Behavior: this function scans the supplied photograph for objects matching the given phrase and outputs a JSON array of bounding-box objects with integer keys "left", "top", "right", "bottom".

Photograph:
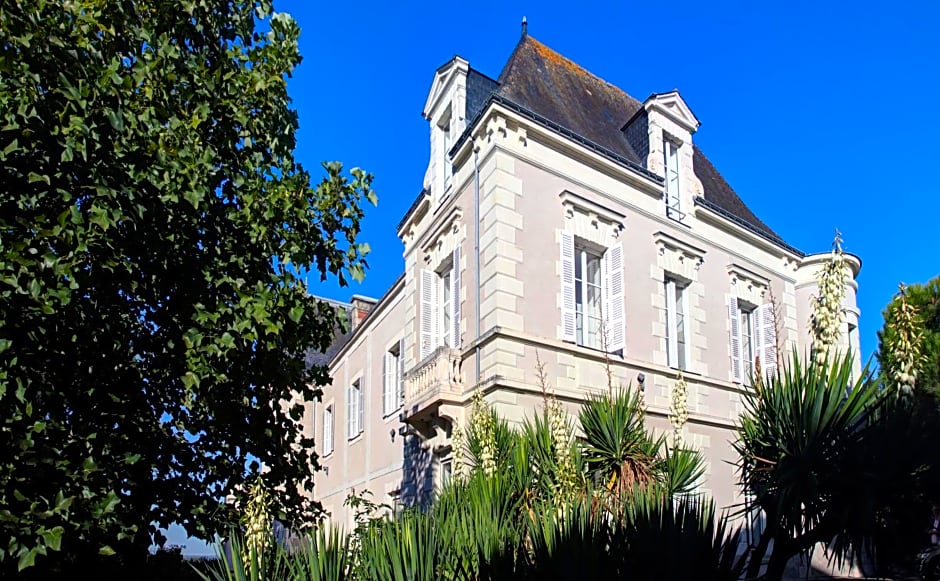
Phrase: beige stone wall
[
  {"left": 312, "top": 280, "right": 406, "bottom": 523},
  {"left": 311, "top": 100, "right": 863, "bottom": 527}
]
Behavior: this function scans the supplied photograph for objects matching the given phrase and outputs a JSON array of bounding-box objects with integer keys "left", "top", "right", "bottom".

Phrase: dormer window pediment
[{"left": 644, "top": 90, "right": 700, "bottom": 134}]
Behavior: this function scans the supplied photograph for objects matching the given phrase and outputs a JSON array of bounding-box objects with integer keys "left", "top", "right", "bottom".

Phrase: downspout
[{"left": 473, "top": 145, "right": 481, "bottom": 384}]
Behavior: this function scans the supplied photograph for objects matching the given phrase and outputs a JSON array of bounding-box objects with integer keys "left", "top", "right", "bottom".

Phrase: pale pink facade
[{"left": 307, "top": 36, "right": 862, "bottom": 529}]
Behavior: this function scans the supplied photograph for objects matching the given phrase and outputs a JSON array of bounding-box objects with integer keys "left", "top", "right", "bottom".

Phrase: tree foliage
[
  {"left": 0, "top": 0, "right": 375, "bottom": 573},
  {"left": 878, "top": 276, "right": 940, "bottom": 396}
]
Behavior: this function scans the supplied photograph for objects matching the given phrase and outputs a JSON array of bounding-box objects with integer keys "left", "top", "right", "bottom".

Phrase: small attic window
[
  {"left": 663, "top": 136, "right": 684, "bottom": 221},
  {"left": 438, "top": 108, "right": 453, "bottom": 194}
]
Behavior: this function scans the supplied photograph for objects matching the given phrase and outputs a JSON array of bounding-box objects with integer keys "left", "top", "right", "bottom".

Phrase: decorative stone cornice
[{"left": 727, "top": 263, "right": 769, "bottom": 305}]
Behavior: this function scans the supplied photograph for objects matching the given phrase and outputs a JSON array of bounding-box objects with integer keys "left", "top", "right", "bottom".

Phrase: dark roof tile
[{"left": 492, "top": 36, "right": 784, "bottom": 244}]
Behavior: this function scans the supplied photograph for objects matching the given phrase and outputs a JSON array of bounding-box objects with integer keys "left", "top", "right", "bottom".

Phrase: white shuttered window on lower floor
[
  {"left": 665, "top": 277, "right": 690, "bottom": 371},
  {"left": 559, "top": 231, "right": 624, "bottom": 353}
]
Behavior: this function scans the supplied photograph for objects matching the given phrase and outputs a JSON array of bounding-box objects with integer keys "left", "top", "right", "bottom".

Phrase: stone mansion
[{"left": 304, "top": 32, "right": 862, "bottom": 527}]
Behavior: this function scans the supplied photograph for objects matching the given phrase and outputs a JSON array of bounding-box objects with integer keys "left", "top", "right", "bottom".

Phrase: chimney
[{"left": 349, "top": 295, "right": 377, "bottom": 330}]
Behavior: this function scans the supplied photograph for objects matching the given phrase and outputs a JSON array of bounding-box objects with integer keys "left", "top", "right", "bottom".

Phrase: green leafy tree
[{"left": 0, "top": 0, "right": 375, "bottom": 573}]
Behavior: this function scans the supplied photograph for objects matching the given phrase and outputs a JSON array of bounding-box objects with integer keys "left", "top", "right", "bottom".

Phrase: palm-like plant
[
  {"left": 579, "top": 387, "right": 663, "bottom": 493},
  {"left": 734, "top": 349, "right": 882, "bottom": 580},
  {"left": 293, "top": 525, "right": 350, "bottom": 581},
  {"left": 661, "top": 445, "right": 707, "bottom": 497}
]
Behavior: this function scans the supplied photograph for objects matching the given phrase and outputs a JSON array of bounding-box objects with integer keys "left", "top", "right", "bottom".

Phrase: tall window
[
  {"left": 575, "top": 244, "right": 604, "bottom": 350},
  {"left": 383, "top": 341, "right": 403, "bottom": 416},
  {"left": 728, "top": 296, "right": 777, "bottom": 384},
  {"left": 740, "top": 306, "right": 756, "bottom": 381},
  {"left": 664, "top": 138, "right": 681, "bottom": 218},
  {"left": 560, "top": 231, "right": 624, "bottom": 353},
  {"left": 322, "top": 405, "right": 334, "bottom": 456},
  {"left": 440, "top": 270, "right": 452, "bottom": 348},
  {"left": 441, "top": 116, "right": 452, "bottom": 192},
  {"left": 347, "top": 379, "right": 363, "bottom": 440},
  {"left": 420, "top": 248, "right": 461, "bottom": 359},
  {"left": 665, "top": 277, "right": 690, "bottom": 370}
]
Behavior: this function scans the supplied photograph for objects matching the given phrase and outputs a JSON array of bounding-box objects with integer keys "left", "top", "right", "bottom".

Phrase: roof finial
[{"left": 521, "top": 16, "right": 527, "bottom": 37}]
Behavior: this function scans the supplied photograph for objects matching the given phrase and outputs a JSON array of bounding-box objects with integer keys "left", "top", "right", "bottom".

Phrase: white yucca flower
[
  {"left": 887, "top": 283, "right": 924, "bottom": 395},
  {"left": 240, "top": 477, "right": 273, "bottom": 569},
  {"left": 810, "top": 232, "right": 847, "bottom": 365},
  {"left": 669, "top": 374, "right": 689, "bottom": 447}
]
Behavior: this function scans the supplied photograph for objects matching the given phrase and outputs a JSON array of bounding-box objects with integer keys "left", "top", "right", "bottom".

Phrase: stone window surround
[
  {"left": 653, "top": 231, "right": 705, "bottom": 282},
  {"left": 728, "top": 263, "right": 770, "bottom": 307},
  {"left": 559, "top": 189, "right": 625, "bottom": 248}
]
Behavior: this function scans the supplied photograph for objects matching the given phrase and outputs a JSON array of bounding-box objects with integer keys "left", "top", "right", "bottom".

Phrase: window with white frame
[
  {"left": 383, "top": 340, "right": 404, "bottom": 416},
  {"left": 728, "top": 297, "right": 777, "bottom": 384},
  {"left": 322, "top": 405, "right": 334, "bottom": 456},
  {"left": 420, "top": 247, "right": 461, "bottom": 359},
  {"left": 575, "top": 244, "right": 604, "bottom": 349},
  {"left": 346, "top": 379, "right": 363, "bottom": 440},
  {"left": 440, "top": 269, "right": 452, "bottom": 347},
  {"left": 440, "top": 113, "right": 452, "bottom": 192},
  {"left": 665, "top": 277, "right": 690, "bottom": 370},
  {"left": 439, "top": 457, "right": 453, "bottom": 489},
  {"left": 560, "top": 231, "right": 624, "bottom": 353},
  {"left": 664, "top": 138, "right": 681, "bottom": 219},
  {"left": 739, "top": 305, "right": 757, "bottom": 381}
]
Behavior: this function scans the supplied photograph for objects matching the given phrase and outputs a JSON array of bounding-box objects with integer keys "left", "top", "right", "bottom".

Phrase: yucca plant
[
  {"left": 579, "top": 387, "right": 662, "bottom": 493},
  {"left": 734, "top": 349, "right": 882, "bottom": 580},
  {"left": 292, "top": 525, "right": 350, "bottom": 581},
  {"left": 619, "top": 488, "right": 747, "bottom": 581},
  {"left": 355, "top": 510, "right": 439, "bottom": 581},
  {"left": 198, "top": 533, "right": 293, "bottom": 581},
  {"left": 661, "top": 445, "right": 707, "bottom": 497}
]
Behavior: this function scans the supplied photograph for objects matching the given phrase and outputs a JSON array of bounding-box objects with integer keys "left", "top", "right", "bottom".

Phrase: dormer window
[
  {"left": 664, "top": 137, "right": 682, "bottom": 220},
  {"left": 439, "top": 111, "right": 453, "bottom": 194}
]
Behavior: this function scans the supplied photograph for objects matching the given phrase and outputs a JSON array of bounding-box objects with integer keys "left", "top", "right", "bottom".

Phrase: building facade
[{"left": 305, "top": 34, "right": 862, "bottom": 529}]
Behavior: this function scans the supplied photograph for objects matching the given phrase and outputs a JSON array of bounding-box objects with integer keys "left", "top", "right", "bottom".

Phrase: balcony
[{"left": 402, "top": 346, "right": 464, "bottom": 419}]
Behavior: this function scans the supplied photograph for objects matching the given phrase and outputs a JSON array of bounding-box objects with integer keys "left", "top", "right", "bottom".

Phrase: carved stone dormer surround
[{"left": 642, "top": 91, "right": 705, "bottom": 216}]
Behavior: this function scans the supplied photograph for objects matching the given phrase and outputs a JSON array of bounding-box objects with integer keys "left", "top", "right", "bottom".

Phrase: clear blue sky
[
  {"left": 171, "top": 0, "right": 938, "bottom": 555},
  {"left": 285, "top": 0, "right": 938, "bottom": 364}
]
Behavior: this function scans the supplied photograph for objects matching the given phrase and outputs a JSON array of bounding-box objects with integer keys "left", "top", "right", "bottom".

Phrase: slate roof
[{"left": 492, "top": 35, "right": 783, "bottom": 244}]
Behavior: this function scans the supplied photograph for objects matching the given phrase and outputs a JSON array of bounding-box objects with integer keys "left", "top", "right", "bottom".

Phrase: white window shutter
[
  {"left": 383, "top": 352, "right": 392, "bottom": 415},
  {"left": 346, "top": 385, "right": 353, "bottom": 439},
  {"left": 560, "top": 231, "right": 576, "bottom": 342},
  {"left": 451, "top": 247, "right": 461, "bottom": 349},
  {"left": 420, "top": 269, "right": 436, "bottom": 359},
  {"left": 728, "top": 296, "right": 743, "bottom": 383},
  {"left": 605, "top": 243, "right": 625, "bottom": 352},
  {"left": 397, "top": 339, "right": 405, "bottom": 407},
  {"left": 758, "top": 304, "right": 778, "bottom": 380},
  {"left": 666, "top": 280, "right": 678, "bottom": 366}
]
